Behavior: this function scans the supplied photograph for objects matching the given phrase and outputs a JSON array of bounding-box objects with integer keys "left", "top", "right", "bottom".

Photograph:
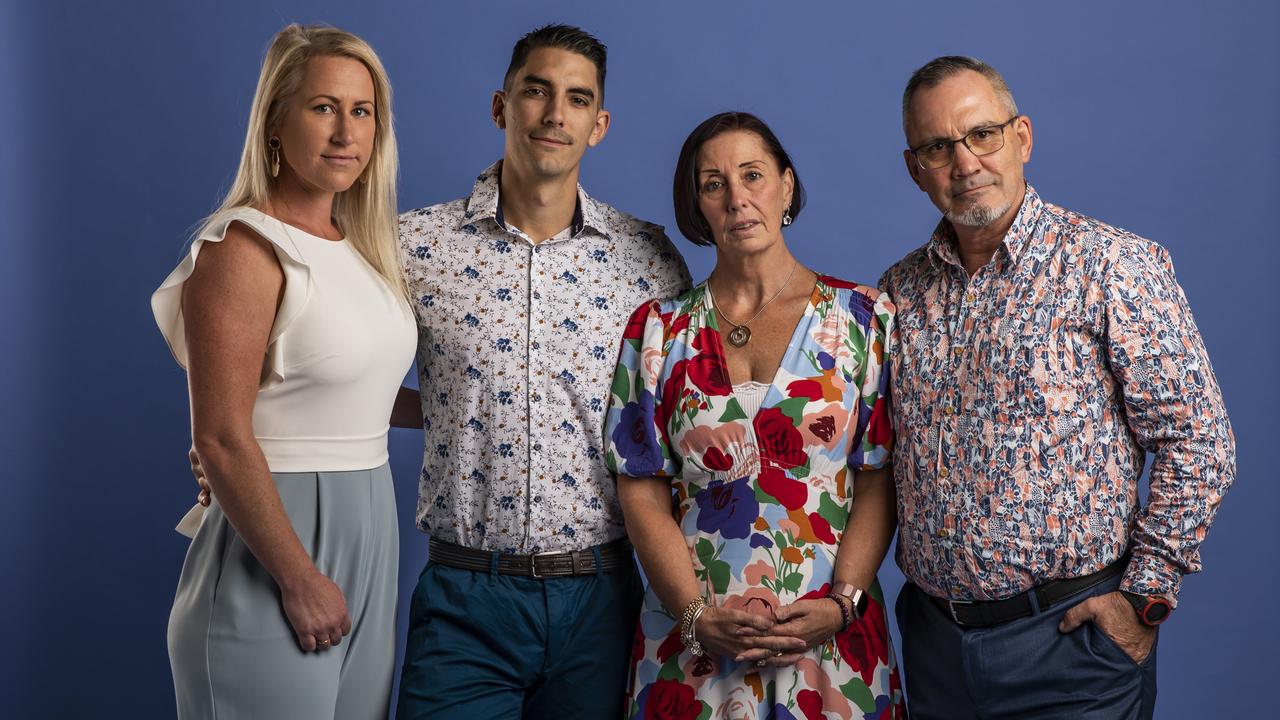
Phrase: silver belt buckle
[
  {"left": 529, "top": 550, "right": 560, "bottom": 579},
  {"left": 948, "top": 599, "right": 974, "bottom": 625}
]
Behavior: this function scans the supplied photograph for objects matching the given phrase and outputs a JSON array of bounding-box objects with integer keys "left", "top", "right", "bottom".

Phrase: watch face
[{"left": 1144, "top": 600, "right": 1171, "bottom": 625}]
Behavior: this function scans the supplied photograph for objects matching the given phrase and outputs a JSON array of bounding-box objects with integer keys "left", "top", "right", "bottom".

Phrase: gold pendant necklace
[{"left": 706, "top": 261, "right": 799, "bottom": 348}]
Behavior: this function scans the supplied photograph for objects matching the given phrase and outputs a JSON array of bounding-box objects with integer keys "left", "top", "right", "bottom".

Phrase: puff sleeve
[
  {"left": 846, "top": 288, "right": 896, "bottom": 472},
  {"left": 604, "top": 299, "right": 680, "bottom": 479}
]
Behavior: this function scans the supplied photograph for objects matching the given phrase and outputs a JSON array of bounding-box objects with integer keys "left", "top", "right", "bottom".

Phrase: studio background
[{"left": 2, "top": 1, "right": 1274, "bottom": 716}]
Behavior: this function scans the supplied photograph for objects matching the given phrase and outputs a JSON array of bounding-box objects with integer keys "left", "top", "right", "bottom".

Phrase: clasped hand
[{"left": 698, "top": 599, "right": 842, "bottom": 668}]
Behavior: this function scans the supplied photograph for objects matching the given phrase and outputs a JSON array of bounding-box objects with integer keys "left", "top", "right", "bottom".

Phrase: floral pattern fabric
[
  {"left": 879, "top": 184, "right": 1235, "bottom": 603},
  {"left": 605, "top": 277, "right": 905, "bottom": 719},
  {"left": 399, "top": 161, "right": 690, "bottom": 553}
]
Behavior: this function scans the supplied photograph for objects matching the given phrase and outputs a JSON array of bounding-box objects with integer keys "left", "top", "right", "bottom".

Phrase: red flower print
[
  {"left": 668, "top": 308, "right": 691, "bottom": 340},
  {"left": 686, "top": 353, "right": 731, "bottom": 396},
  {"left": 659, "top": 359, "right": 688, "bottom": 432},
  {"left": 702, "top": 446, "right": 734, "bottom": 471},
  {"left": 656, "top": 629, "right": 684, "bottom": 663},
  {"left": 753, "top": 408, "right": 807, "bottom": 466},
  {"left": 642, "top": 678, "right": 701, "bottom": 720},
  {"left": 819, "top": 274, "right": 857, "bottom": 290},
  {"left": 835, "top": 594, "right": 891, "bottom": 686},
  {"left": 632, "top": 625, "right": 646, "bottom": 663},
  {"left": 786, "top": 379, "right": 824, "bottom": 401},
  {"left": 623, "top": 302, "right": 654, "bottom": 342},
  {"left": 758, "top": 464, "right": 807, "bottom": 510},
  {"left": 808, "top": 511, "right": 837, "bottom": 544},
  {"left": 797, "top": 689, "right": 824, "bottom": 720},
  {"left": 867, "top": 396, "right": 892, "bottom": 448},
  {"left": 690, "top": 326, "right": 720, "bottom": 353}
]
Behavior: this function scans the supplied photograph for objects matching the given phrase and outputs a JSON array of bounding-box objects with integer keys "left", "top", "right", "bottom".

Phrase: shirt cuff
[{"left": 1120, "top": 552, "right": 1183, "bottom": 607}]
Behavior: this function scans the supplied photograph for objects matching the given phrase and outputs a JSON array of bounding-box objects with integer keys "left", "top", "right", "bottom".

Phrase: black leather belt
[
  {"left": 928, "top": 555, "right": 1129, "bottom": 628},
  {"left": 428, "top": 537, "right": 633, "bottom": 578}
]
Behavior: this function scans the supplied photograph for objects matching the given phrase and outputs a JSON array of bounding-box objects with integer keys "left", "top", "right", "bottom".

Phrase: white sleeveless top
[{"left": 152, "top": 206, "right": 417, "bottom": 473}]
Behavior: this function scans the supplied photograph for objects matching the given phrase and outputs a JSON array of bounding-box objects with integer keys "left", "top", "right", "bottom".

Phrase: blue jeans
[
  {"left": 896, "top": 574, "right": 1157, "bottom": 719},
  {"left": 396, "top": 556, "right": 642, "bottom": 719}
]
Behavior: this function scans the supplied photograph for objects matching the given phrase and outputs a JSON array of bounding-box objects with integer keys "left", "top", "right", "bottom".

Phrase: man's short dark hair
[
  {"left": 902, "top": 55, "right": 1018, "bottom": 132},
  {"left": 504, "top": 24, "right": 608, "bottom": 102},
  {"left": 672, "top": 112, "right": 806, "bottom": 247}
]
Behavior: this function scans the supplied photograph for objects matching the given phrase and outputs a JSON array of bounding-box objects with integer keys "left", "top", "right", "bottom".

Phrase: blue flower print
[
  {"left": 590, "top": 249, "right": 608, "bottom": 263},
  {"left": 418, "top": 294, "right": 435, "bottom": 308},
  {"left": 561, "top": 318, "right": 579, "bottom": 332},
  {"left": 463, "top": 266, "right": 480, "bottom": 279},
  {"left": 694, "top": 480, "right": 759, "bottom": 540},
  {"left": 561, "top": 271, "right": 578, "bottom": 284},
  {"left": 611, "top": 389, "right": 664, "bottom": 473},
  {"left": 496, "top": 287, "right": 512, "bottom": 301},
  {"left": 463, "top": 313, "right": 480, "bottom": 328},
  {"left": 559, "top": 472, "right": 577, "bottom": 487},
  {"left": 496, "top": 338, "right": 512, "bottom": 352},
  {"left": 492, "top": 239, "right": 511, "bottom": 253}
]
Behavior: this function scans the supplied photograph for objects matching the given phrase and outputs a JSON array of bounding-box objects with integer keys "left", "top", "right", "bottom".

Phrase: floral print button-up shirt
[
  {"left": 399, "top": 161, "right": 691, "bottom": 553},
  {"left": 880, "top": 184, "right": 1234, "bottom": 603}
]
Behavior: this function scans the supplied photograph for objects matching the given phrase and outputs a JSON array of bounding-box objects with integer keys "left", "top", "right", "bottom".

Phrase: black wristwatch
[
  {"left": 831, "top": 583, "right": 869, "bottom": 620},
  {"left": 1119, "top": 590, "right": 1172, "bottom": 627}
]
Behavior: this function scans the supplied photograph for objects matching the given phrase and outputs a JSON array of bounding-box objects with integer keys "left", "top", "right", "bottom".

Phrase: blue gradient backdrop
[{"left": 3, "top": 1, "right": 1274, "bottom": 716}]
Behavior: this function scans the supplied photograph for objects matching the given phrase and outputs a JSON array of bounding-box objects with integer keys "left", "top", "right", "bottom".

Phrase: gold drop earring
[{"left": 268, "top": 136, "right": 282, "bottom": 178}]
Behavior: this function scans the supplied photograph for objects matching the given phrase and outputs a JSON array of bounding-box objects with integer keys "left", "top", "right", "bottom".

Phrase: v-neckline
[{"left": 703, "top": 277, "right": 825, "bottom": 397}]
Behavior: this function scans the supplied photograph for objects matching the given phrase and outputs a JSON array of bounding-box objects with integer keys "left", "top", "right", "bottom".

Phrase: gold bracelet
[{"left": 678, "top": 597, "right": 707, "bottom": 656}]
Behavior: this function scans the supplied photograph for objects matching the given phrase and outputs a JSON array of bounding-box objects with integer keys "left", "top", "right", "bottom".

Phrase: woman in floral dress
[{"left": 605, "top": 112, "right": 906, "bottom": 719}]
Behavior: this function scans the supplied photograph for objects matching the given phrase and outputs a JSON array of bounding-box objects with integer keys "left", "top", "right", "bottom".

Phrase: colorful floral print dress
[{"left": 605, "top": 276, "right": 906, "bottom": 720}]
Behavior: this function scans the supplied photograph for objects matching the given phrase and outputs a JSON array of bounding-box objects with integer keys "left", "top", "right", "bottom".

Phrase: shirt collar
[
  {"left": 927, "top": 182, "right": 1045, "bottom": 271},
  {"left": 456, "top": 159, "right": 605, "bottom": 240}
]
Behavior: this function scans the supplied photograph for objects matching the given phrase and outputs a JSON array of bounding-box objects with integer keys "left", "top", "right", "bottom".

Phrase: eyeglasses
[{"left": 909, "top": 116, "right": 1020, "bottom": 170}]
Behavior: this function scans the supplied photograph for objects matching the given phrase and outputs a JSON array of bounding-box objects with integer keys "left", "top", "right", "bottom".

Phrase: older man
[{"left": 879, "top": 56, "right": 1235, "bottom": 719}]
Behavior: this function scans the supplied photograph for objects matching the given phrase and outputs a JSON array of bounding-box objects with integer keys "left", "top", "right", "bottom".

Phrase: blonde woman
[{"left": 151, "top": 25, "right": 414, "bottom": 718}]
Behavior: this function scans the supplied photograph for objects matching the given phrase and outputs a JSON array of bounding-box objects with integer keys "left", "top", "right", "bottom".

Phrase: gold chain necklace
[{"left": 706, "top": 260, "right": 799, "bottom": 347}]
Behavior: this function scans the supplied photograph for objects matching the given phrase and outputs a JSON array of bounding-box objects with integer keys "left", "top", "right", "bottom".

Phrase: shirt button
[
  {"left": 939, "top": 467, "right": 950, "bottom": 479},
  {"left": 937, "top": 528, "right": 949, "bottom": 538},
  {"left": 944, "top": 406, "right": 955, "bottom": 416},
  {"left": 533, "top": 443, "right": 543, "bottom": 451},
  {"left": 965, "top": 293, "right": 976, "bottom": 303},
  {"left": 952, "top": 346, "right": 965, "bottom": 358}
]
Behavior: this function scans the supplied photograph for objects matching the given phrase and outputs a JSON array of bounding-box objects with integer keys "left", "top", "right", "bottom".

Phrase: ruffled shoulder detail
[{"left": 150, "top": 206, "right": 313, "bottom": 390}]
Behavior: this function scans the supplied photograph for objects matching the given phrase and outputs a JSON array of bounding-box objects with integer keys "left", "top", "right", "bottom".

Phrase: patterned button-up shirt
[
  {"left": 880, "top": 184, "right": 1234, "bottom": 604},
  {"left": 400, "top": 161, "right": 691, "bottom": 553}
]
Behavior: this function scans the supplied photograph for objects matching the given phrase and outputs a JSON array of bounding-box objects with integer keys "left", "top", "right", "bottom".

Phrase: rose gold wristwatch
[{"left": 831, "top": 583, "right": 868, "bottom": 620}]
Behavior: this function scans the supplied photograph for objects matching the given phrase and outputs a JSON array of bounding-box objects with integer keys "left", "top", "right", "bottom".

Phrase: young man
[
  {"left": 880, "top": 56, "right": 1235, "bottom": 720},
  {"left": 393, "top": 25, "right": 690, "bottom": 719}
]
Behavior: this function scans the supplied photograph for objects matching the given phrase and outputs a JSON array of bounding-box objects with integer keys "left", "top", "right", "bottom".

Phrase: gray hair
[{"left": 902, "top": 56, "right": 1018, "bottom": 132}]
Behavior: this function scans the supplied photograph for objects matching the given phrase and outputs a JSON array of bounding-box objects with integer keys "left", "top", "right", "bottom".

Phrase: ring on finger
[{"left": 755, "top": 659, "right": 767, "bottom": 667}]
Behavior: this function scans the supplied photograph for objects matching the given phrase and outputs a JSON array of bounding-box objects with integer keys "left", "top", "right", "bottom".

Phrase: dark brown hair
[
  {"left": 672, "top": 112, "right": 805, "bottom": 246},
  {"left": 504, "top": 24, "right": 608, "bottom": 102}
]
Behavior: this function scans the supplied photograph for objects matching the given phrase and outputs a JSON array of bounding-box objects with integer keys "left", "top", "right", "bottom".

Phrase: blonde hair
[{"left": 199, "top": 24, "right": 406, "bottom": 299}]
